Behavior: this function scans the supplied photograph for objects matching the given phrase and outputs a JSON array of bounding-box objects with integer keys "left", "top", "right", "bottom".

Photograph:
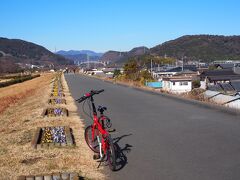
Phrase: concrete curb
[{"left": 85, "top": 74, "right": 240, "bottom": 116}]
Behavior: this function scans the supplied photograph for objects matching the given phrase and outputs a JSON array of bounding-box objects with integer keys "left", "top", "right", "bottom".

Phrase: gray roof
[
  {"left": 231, "top": 80, "right": 240, "bottom": 91},
  {"left": 200, "top": 69, "right": 240, "bottom": 82},
  {"left": 215, "top": 64, "right": 234, "bottom": 69}
]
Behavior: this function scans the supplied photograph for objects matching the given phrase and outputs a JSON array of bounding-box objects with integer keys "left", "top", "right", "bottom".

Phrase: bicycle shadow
[{"left": 112, "top": 134, "right": 133, "bottom": 171}]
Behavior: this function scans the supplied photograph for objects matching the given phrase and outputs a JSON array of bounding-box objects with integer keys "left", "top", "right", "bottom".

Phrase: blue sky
[{"left": 1, "top": 0, "right": 240, "bottom": 52}]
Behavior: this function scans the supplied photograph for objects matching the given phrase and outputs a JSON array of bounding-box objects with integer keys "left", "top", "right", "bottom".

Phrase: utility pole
[
  {"left": 182, "top": 56, "right": 184, "bottom": 71},
  {"left": 151, "top": 59, "right": 153, "bottom": 76},
  {"left": 87, "top": 54, "right": 90, "bottom": 69}
]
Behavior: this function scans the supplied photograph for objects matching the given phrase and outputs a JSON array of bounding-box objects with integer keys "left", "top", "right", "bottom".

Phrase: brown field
[{"left": 0, "top": 73, "right": 105, "bottom": 180}]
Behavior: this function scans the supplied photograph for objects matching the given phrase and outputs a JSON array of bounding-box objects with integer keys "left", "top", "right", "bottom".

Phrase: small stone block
[
  {"left": 17, "top": 176, "right": 26, "bottom": 180},
  {"left": 65, "top": 127, "right": 73, "bottom": 145},
  {"left": 52, "top": 173, "right": 62, "bottom": 180},
  {"left": 61, "top": 173, "right": 69, "bottom": 180},
  {"left": 65, "top": 109, "right": 69, "bottom": 116},
  {"left": 69, "top": 173, "right": 78, "bottom": 180},
  {"left": 44, "top": 175, "right": 52, "bottom": 180},
  {"left": 52, "top": 173, "right": 61, "bottom": 180},
  {"left": 73, "top": 176, "right": 79, "bottom": 180},
  {"left": 31, "top": 127, "right": 41, "bottom": 149},
  {"left": 35, "top": 176, "right": 44, "bottom": 180},
  {"left": 26, "top": 177, "right": 34, "bottom": 180}
]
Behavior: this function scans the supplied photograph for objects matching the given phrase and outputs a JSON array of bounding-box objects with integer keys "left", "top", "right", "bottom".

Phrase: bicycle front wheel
[
  {"left": 107, "top": 137, "right": 116, "bottom": 171},
  {"left": 84, "top": 125, "right": 100, "bottom": 153}
]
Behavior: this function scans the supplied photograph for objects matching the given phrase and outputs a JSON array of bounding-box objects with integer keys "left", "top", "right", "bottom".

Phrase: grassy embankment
[
  {"left": 0, "top": 73, "right": 105, "bottom": 179},
  {"left": 0, "top": 74, "right": 40, "bottom": 88}
]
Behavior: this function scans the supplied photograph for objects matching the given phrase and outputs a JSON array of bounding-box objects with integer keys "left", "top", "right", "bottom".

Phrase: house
[
  {"left": 162, "top": 76, "right": 192, "bottom": 93},
  {"left": 200, "top": 68, "right": 240, "bottom": 89},
  {"left": 152, "top": 65, "right": 198, "bottom": 79},
  {"left": 207, "top": 83, "right": 235, "bottom": 94},
  {"left": 199, "top": 66, "right": 240, "bottom": 93},
  {"left": 174, "top": 69, "right": 199, "bottom": 79},
  {"left": 215, "top": 63, "right": 235, "bottom": 69},
  {"left": 231, "top": 80, "right": 240, "bottom": 92}
]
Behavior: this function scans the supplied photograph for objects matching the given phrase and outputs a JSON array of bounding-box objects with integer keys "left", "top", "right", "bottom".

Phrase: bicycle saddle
[{"left": 97, "top": 106, "right": 107, "bottom": 113}]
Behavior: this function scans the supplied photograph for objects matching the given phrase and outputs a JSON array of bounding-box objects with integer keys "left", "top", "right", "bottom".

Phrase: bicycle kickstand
[{"left": 97, "top": 157, "right": 104, "bottom": 168}]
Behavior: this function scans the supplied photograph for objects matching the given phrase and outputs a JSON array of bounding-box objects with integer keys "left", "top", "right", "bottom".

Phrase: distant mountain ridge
[
  {"left": 0, "top": 37, "right": 71, "bottom": 66},
  {"left": 56, "top": 50, "right": 103, "bottom": 62},
  {"left": 100, "top": 46, "right": 149, "bottom": 64},
  {"left": 100, "top": 35, "right": 240, "bottom": 64},
  {"left": 1, "top": 34, "right": 240, "bottom": 73},
  {"left": 57, "top": 50, "right": 103, "bottom": 57},
  {"left": 150, "top": 35, "right": 240, "bottom": 61}
]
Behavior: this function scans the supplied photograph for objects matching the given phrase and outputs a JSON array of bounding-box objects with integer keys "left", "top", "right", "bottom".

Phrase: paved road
[{"left": 65, "top": 74, "right": 240, "bottom": 180}]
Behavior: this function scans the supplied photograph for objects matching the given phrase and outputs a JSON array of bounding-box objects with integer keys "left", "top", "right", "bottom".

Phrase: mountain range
[
  {"left": 0, "top": 37, "right": 72, "bottom": 73},
  {"left": 100, "top": 46, "right": 149, "bottom": 64},
  {"left": 151, "top": 35, "right": 240, "bottom": 61},
  {"left": 100, "top": 35, "right": 240, "bottom": 63},
  {"left": 56, "top": 50, "right": 103, "bottom": 62},
  {"left": 1, "top": 34, "right": 240, "bottom": 73}
]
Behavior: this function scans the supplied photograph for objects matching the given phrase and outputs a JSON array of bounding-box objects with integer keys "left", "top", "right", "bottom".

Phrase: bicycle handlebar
[{"left": 76, "top": 89, "right": 104, "bottom": 103}]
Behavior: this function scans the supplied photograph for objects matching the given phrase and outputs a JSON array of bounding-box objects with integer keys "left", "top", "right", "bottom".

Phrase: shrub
[{"left": 192, "top": 80, "right": 200, "bottom": 88}]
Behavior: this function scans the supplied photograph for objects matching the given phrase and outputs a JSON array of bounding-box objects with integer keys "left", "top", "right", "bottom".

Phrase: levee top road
[{"left": 65, "top": 74, "right": 240, "bottom": 180}]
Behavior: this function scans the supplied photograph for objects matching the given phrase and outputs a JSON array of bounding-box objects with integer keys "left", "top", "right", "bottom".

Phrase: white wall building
[{"left": 162, "top": 77, "right": 192, "bottom": 93}]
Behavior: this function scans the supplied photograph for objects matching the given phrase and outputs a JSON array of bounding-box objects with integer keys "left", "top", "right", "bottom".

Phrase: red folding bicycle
[{"left": 76, "top": 89, "right": 116, "bottom": 171}]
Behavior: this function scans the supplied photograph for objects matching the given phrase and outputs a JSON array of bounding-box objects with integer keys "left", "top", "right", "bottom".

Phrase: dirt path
[{"left": 0, "top": 73, "right": 105, "bottom": 180}]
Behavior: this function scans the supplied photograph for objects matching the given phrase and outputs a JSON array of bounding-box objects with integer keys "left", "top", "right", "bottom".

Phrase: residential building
[
  {"left": 152, "top": 65, "right": 198, "bottom": 80},
  {"left": 162, "top": 76, "right": 192, "bottom": 93}
]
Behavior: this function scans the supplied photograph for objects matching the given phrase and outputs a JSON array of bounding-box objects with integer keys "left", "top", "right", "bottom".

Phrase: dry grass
[
  {"left": 0, "top": 79, "right": 13, "bottom": 83},
  {"left": 0, "top": 73, "right": 105, "bottom": 180},
  {"left": 179, "top": 88, "right": 206, "bottom": 102},
  {"left": 0, "top": 74, "right": 46, "bottom": 113}
]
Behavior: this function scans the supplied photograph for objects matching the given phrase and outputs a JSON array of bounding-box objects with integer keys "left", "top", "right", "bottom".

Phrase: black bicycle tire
[{"left": 107, "top": 137, "right": 116, "bottom": 171}]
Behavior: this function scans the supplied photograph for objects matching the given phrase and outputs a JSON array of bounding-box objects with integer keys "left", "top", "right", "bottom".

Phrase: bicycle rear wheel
[
  {"left": 84, "top": 125, "right": 100, "bottom": 153},
  {"left": 107, "top": 137, "right": 116, "bottom": 171}
]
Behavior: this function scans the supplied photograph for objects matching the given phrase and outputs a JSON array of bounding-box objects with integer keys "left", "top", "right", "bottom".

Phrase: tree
[
  {"left": 139, "top": 70, "right": 154, "bottom": 85},
  {"left": 113, "top": 69, "right": 121, "bottom": 78},
  {"left": 123, "top": 59, "right": 140, "bottom": 80},
  {"left": 192, "top": 80, "right": 200, "bottom": 88},
  {"left": 140, "top": 70, "right": 153, "bottom": 81},
  {"left": 137, "top": 55, "right": 176, "bottom": 68}
]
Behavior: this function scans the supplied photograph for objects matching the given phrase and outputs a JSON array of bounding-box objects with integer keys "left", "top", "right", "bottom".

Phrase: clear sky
[{"left": 1, "top": 0, "right": 240, "bottom": 52}]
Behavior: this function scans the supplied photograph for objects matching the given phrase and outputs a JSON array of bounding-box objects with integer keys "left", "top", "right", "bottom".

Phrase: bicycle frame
[{"left": 90, "top": 96, "right": 110, "bottom": 156}]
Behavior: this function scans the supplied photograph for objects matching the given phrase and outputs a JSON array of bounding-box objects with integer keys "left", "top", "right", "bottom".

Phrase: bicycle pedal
[
  {"left": 93, "top": 153, "right": 100, "bottom": 160},
  {"left": 108, "top": 128, "right": 116, "bottom": 133}
]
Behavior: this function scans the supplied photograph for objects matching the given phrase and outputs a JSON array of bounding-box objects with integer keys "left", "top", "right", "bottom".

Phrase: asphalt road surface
[{"left": 65, "top": 73, "right": 240, "bottom": 180}]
